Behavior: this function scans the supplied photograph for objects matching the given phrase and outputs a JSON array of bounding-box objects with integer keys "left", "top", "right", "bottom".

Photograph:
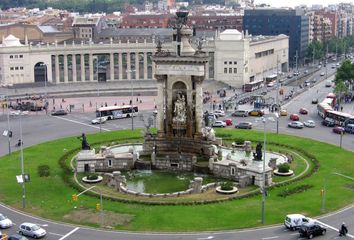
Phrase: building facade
[{"left": 243, "top": 8, "right": 309, "bottom": 63}]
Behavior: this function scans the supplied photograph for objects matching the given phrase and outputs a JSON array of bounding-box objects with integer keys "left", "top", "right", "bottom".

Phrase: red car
[
  {"left": 290, "top": 114, "right": 300, "bottom": 121},
  {"left": 299, "top": 108, "right": 308, "bottom": 114},
  {"left": 223, "top": 119, "right": 233, "bottom": 126},
  {"left": 333, "top": 126, "right": 345, "bottom": 134}
]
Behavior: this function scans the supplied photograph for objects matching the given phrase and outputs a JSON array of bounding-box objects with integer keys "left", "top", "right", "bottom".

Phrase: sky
[{"left": 253, "top": 0, "right": 353, "bottom": 8}]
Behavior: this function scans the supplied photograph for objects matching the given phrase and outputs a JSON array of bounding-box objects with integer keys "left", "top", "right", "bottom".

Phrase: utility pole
[
  {"left": 275, "top": 55, "right": 280, "bottom": 134},
  {"left": 325, "top": 44, "right": 328, "bottom": 79}
]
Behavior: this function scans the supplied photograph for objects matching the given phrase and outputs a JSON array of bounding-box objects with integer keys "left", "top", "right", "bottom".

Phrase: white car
[
  {"left": 0, "top": 214, "right": 12, "bottom": 228},
  {"left": 213, "top": 110, "right": 225, "bottom": 117},
  {"left": 91, "top": 116, "right": 108, "bottom": 125},
  {"left": 10, "top": 111, "right": 29, "bottom": 116},
  {"left": 288, "top": 121, "right": 304, "bottom": 129},
  {"left": 304, "top": 120, "right": 316, "bottom": 128},
  {"left": 212, "top": 120, "right": 226, "bottom": 128},
  {"left": 320, "top": 72, "right": 325, "bottom": 76},
  {"left": 284, "top": 214, "right": 314, "bottom": 230},
  {"left": 19, "top": 222, "right": 46, "bottom": 238}
]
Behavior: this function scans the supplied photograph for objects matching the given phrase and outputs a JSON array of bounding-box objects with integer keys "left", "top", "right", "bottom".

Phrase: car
[
  {"left": 280, "top": 109, "right": 288, "bottom": 116},
  {"left": 8, "top": 234, "right": 29, "bottom": 240},
  {"left": 332, "top": 64, "right": 336, "bottom": 69},
  {"left": 235, "top": 122, "right": 252, "bottom": 129},
  {"left": 299, "top": 108, "right": 308, "bottom": 115},
  {"left": 304, "top": 80, "right": 310, "bottom": 86},
  {"left": 345, "top": 124, "right": 354, "bottom": 133},
  {"left": 322, "top": 118, "right": 335, "bottom": 127},
  {"left": 333, "top": 126, "right": 345, "bottom": 134},
  {"left": 0, "top": 213, "right": 13, "bottom": 228},
  {"left": 311, "top": 98, "right": 318, "bottom": 104},
  {"left": 50, "top": 109, "right": 67, "bottom": 116},
  {"left": 223, "top": 119, "right": 233, "bottom": 126},
  {"left": 320, "top": 72, "right": 325, "bottom": 76},
  {"left": 248, "top": 109, "right": 264, "bottom": 117},
  {"left": 299, "top": 223, "right": 326, "bottom": 239},
  {"left": 304, "top": 70, "right": 309, "bottom": 74},
  {"left": 325, "top": 80, "right": 332, "bottom": 87},
  {"left": 19, "top": 223, "right": 46, "bottom": 239},
  {"left": 267, "top": 82, "right": 274, "bottom": 87},
  {"left": 10, "top": 110, "right": 29, "bottom": 116},
  {"left": 290, "top": 114, "right": 299, "bottom": 121},
  {"left": 288, "top": 121, "right": 304, "bottom": 129},
  {"left": 212, "top": 120, "right": 226, "bottom": 128},
  {"left": 91, "top": 116, "right": 108, "bottom": 125},
  {"left": 293, "top": 72, "right": 299, "bottom": 76},
  {"left": 304, "top": 120, "right": 316, "bottom": 128},
  {"left": 213, "top": 110, "right": 225, "bottom": 117},
  {"left": 284, "top": 214, "right": 313, "bottom": 230},
  {"left": 232, "top": 110, "right": 249, "bottom": 117},
  {"left": 287, "top": 74, "right": 293, "bottom": 79}
]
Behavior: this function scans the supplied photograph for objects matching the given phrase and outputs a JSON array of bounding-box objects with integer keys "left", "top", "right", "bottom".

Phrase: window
[
  {"left": 224, "top": 68, "right": 227, "bottom": 73},
  {"left": 231, "top": 167, "right": 235, "bottom": 176},
  {"left": 234, "top": 61, "right": 237, "bottom": 64},
  {"left": 229, "top": 68, "right": 232, "bottom": 73},
  {"left": 20, "top": 66, "right": 23, "bottom": 70},
  {"left": 15, "top": 67, "right": 19, "bottom": 70},
  {"left": 108, "top": 160, "right": 112, "bottom": 167},
  {"left": 224, "top": 61, "right": 227, "bottom": 65},
  {"left": 234, "top": 68, "right": 237, "bottom": 73},
  {"left": 19, "top": 55, "right": 23, "bottom": 58},
  {"left": 10, "top": 67, "right": 14, "bottom": 70},
  {"left": 229, "top": 61, "right": 232, "bottom": 64},
  {"left": 15, "top": 55, "right": 18, "bottom": 58},
  {"left": 10, "top": 55, "right": 13, "bottom": 59}
]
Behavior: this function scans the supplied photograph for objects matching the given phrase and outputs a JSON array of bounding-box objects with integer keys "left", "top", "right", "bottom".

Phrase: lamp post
[
  {"left": 127, "top": 69, "right": 136, "bottom": 130},
  {"left": 261, "top": 116, "right": 266, "bottom": 224},
  {"left": 2, "top": 84, "right": 12, "bottom": 154},
  {"left": 19, "top": 111, "right": 26, "bottom": 208},
  {"left": 93, "top": 56, "right": 102, "bottom": 133}
]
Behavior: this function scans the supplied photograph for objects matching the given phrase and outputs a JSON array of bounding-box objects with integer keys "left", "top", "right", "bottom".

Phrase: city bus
[
  {"left": 96, "top": 105, "right": 138, "bottom": 120},
  {"left": 325, "top": 110, "right": 354, "bottom": 126},
  {"left": 317, "top": 102, "right": 333, "bottom": 118},
  {"left": 244, "top": 79, "right": 264, "bottom": 92},
  {"left": 264, "top": 74, "right": 277, "bottom": 83}
]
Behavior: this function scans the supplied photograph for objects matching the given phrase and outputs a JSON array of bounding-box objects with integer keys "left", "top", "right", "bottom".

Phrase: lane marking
[
  {"left": 52, "top": 116, "right": 111, "bottom": 132},
  {"left": 262, "top": 236, "right": 278, "bottom": 240},
  {"left": 316, "top": 220, "right": 354, "bottom": 239},
  {"left": 197, "top": 236, "right": 214, "bottom": 240},
  {"left": 58, "top": 227, "right": 80, "bottom": 240},
  {"left": 48, "top": 232, "right": 64, "bottom": 236}
]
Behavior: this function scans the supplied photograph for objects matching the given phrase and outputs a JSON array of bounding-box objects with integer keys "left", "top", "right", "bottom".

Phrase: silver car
[
  {"left": 19, "top": 223, "right": 46, "bottom": 239},
  {"left": 0, "top": 214, "right": 12, "bottom": 228}
]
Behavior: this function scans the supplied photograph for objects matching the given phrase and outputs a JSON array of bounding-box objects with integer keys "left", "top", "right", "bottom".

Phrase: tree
[{"left": 335, "top": 60, "right": 354, "bottom": 84}]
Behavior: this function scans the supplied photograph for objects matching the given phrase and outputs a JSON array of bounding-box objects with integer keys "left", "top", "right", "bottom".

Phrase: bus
[
  {"left": 317, "top": 102, "right": 333, "bottom": 118},
  {"left": 264, "top": 74, "right": 277, "bottom": 83},
  {"left": 326, "top": 93, "right": 336, "bottom": 106},
  {"left": 326, "top": 110, "right": 354, "bottom": 126},
  {"left": 96, "top": 105, "right": 138, "bottom": 119},
  {"left": 244, "top": 79, "right": 264, "bottom": 92}
]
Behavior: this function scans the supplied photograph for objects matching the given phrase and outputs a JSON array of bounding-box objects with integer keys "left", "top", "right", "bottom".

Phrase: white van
[{"left": 284, "top": 214, "right": 313, "bottom": 230}]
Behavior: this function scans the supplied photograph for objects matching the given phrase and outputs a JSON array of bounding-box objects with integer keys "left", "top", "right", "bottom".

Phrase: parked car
[
  {"left": 304, "top": 120, "right": 316, "bottom": 128},
  {"left": 290, "top": 114, "right": 300, "bottom": 121},
  {"left": 50, "top": 109, "right": 67, "bottom": 116},
  {"left": 212, "top": 120, "right": 226, "bottom": 128},
  {"left": 325, "top": 80, "right": 332, "bottom": 87},
  {"left": 0, "top": 214, "right": 12, "bottom": 228},
  {"left": 333, "top": 126, "right": 345, "bottom": 134},
  {"left": 8, "top": 234, "right": 29, "bottom": 240},
  {"left": 249, "top": 109, "right": 264, "bottom": 117},
  {"left": 235, "top": 122, "right": 252, "bottom": 129},
  {"left": 223, "top": 119, "right": 233, "bottom": 126},
  {"left": 299, "top": 108, "right": 308, "bottom": 115},
  {"left": 19, "top": 223, "right": 46, "bottom": 239},
  {"left": 311, "top": 98, "right": 318, "bottom": 104},
  {"left": 299, "top": 223, "right": 326, "bottom": 239},
  {"left": 232, "top": 110, "right": 248, "bottom": 117},
  {"left": 213, "top": 110, "right": 225, "bottom": 117},
  {"left": 280, "top": 109, "right": 288, "bottom": 116},
  {"left": 322, "top": 118, "right": 335, "bottom": 127},
  {"left": 320, "top": 72, "right": 325, "bottom": 76},
  {"left": 345, "top": 124, "right": 354, "bottom": 133},
  {"left": 284, "top": 214, "right": 313, "bottom": 230},
  {"left": 91, "top": 116, "right": 108, "bottom": 125},
  {"left": 288, "top": 121, "right": 304, "bottom": 129}
]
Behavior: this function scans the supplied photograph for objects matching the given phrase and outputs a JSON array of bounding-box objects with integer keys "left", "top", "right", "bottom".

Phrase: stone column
[
  {"left": 152, "top": 61, "right": 156, "bottom": 79},
  {"left": 156, "top": 75, "right": 165, "bottom": 133},
  {"left": 135, "top": 52, "right": 139, "bottom": 80},
  {"left": 63, "top": 54, "right": 68, "bottom": 83},
  {"left": 89, "top": 54, "right": 94, "bottom": 82},
  {"left": 72, "top": 54, "right": 77, "bottom": 82},
  {"left": 143, "top": 52, "right": 148, "bottom": 80},
  {"left": 80, "top": 54, "right": 85, "bottom": 81},
  {"left": 118, "top": 53, "right": 123, "bottom": 80},
  {"left": 126, "top": 52, "right": 131, "bottom": 80},
  {"left": 110, "top": 52, "right": 114, "bottom": 81},
  {"left": 55, "top": 55, "right": 60, "bottom": 83},
  {"left": 205, "top": 61, "right": 209, "bottom": 80},
  {"left": 194, "top": 76, "right": 204, "bottom": 134}
]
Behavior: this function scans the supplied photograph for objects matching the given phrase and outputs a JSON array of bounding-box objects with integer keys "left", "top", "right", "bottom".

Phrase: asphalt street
[{"left": 0, "top": 63, "right": 353, "bottom": 239}]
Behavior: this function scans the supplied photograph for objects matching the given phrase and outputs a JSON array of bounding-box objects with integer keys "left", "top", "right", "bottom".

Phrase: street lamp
[
  {"left": 127, "top": 69, "right": 136, "bottom": 130},
  {"left": 19, "top": 110, "right": 26, "bottom": 208},
  {"left": 2, "top": 84, "right": 12, "bottom": 154}
]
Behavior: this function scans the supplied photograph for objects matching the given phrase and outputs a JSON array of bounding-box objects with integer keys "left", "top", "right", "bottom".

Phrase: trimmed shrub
[
  {"left": 277, "top": 184, "right": 313, "bottom": 198},
  {"left": 37, "top": 164, "right": 50, "bottom": 177},
  {"left": 278, "top": 163, "right": 290, "bottom": 173},
  {"left": 86, "top": 173, "right": 98, "bottom": 180},
  {"left": 220, "top": 182, "right": 234, "bottom": 191}
]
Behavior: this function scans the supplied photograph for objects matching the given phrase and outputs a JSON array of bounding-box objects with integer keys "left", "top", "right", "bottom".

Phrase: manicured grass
[{"left": 0, "top": 128, "right": 353, "bottom": 231}]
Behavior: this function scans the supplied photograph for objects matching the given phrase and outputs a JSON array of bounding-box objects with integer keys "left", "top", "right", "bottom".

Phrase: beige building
[{"left": 214, "top": 29, "right": 289, "bottom": 88}]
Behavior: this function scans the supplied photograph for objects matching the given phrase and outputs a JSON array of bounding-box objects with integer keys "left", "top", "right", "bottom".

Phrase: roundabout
[{"left": 0, "top": 128, "right": 353, "bottom": 233}]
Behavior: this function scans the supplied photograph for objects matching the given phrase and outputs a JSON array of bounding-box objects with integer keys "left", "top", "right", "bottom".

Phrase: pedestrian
[
  {"left": 341, "top": 106, "right": 343, "bottom": 112},
  {"left": 105, "top": 102, "right": 108, "bottom": 107},
  {"left": 60, "top": 104, "right": 62, "bottom": 109},
  {"left": 339, "top": 222, "right": 348, "bottom": 236},
  {"left": 89, "top": 101, "right": 92, "bottom": 108}
]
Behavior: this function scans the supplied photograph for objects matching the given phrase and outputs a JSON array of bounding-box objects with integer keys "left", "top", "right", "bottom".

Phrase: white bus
[{"left": 96, "top": 105, "right": 138, "bottom": 120}]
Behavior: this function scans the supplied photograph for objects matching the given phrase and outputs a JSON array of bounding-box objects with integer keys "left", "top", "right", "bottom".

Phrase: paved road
[{"left": 1, "top": 63, "right": 354, "bottom": 239}]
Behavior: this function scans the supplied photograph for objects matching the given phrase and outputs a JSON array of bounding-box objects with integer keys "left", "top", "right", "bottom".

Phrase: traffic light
[
  {"left": 72, "top": 194, "right": 78, "bottom": 202},
  {"left": 96, "top": 203, "right": 100, "bottom": 210}
]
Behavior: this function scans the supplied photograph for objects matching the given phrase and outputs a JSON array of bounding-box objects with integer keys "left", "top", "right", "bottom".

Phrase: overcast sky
[{"left": 253, "top": 0, "right": 353, "bottom": 8}]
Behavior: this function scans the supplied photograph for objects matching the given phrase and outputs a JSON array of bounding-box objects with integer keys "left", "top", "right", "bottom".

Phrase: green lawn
[{"left": 0, "top": 128, "right": 353, "bottom": 231}]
